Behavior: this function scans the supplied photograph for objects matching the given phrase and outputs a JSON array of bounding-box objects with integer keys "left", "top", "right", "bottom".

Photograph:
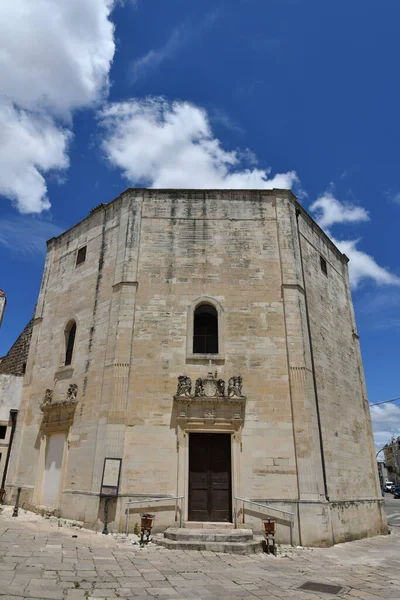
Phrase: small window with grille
[
  {"left": 320, "top": 256, "right": 328, "bottom": 276},
  {"left": 76, "top": 246, "right": 87, "bottom": 266}
]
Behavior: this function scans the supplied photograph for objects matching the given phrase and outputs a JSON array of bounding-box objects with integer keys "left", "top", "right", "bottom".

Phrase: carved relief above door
[{"left": 174, "top": 372, "right": 246, "bottom": 430}]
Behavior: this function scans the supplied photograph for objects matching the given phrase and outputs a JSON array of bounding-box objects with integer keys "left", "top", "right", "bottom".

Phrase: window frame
[
  {"left": 186, "top": 296, "right": 224, "bottom": 362},
  {"left": 76, "top": 245, "right": 87, "bottom": 266},
  {"left": 193, "top": 304, "right": 219, "bottom": 355},
  {"left": 320, "top": 255, "right": 328, "bottom": 276},
  {"left": 64, "top": 320, "right": 77, "bottom": 367}
]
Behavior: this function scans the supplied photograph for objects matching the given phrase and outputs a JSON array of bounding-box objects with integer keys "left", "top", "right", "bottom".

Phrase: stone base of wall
[
  {"left": 5, "top": 487, "right": 388, "bottom": 548},
  {"left": 330, "top": 499, "right": 388, "bottom": 544}
]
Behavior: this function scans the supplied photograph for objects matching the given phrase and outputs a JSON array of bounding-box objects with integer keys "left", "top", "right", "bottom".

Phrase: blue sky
[{"left": 0, "top": 0, "right": 399, "bottom": 449}]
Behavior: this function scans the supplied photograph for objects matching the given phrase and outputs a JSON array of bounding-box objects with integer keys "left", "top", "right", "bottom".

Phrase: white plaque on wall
[{"left": 100, "top": 458, "right": 122, "bottom": 497}]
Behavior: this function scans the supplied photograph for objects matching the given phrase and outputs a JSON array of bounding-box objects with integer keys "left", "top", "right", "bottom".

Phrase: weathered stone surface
[
  {"left": 0, "top": 506, "right": 398, "bottom": 600},
  {"left": 5, "top": 189, "right": 385, "bottom": 547},
  {"left": 154, "top": 527, "right": 264, "bottom": 554}
]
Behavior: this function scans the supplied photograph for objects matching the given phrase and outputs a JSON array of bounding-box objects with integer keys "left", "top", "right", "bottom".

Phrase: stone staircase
[{"left": 153, "top": 527, "right": 264, "bottom": 554}]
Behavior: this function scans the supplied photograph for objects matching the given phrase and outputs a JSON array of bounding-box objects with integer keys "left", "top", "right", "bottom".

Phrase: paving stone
[{"left": 0, "top": 508, "right": 398, "bottom": 600}]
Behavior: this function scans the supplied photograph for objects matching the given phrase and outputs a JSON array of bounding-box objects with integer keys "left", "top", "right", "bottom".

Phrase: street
[
  {"left": 384, "top": 492, "right": 400, "bottom": 528},
  {"left": 0, "top": 505, "right": 399, "bottom": 600}
]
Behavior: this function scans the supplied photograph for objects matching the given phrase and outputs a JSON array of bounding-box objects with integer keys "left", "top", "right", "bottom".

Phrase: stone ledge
[
  {"left": 163, "top": 527, "right": 254, "bottom": 543},
  {"left": 153, "top": 535, "right": 264, "bottom": 554}
]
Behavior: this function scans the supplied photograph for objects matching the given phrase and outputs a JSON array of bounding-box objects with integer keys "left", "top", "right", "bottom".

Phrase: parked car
[
  {"left": 393, "top": 486, "right": 400, "bottom": 499},
  {"left": 385, "top": 481, "right": 395, "bottom": 492}
]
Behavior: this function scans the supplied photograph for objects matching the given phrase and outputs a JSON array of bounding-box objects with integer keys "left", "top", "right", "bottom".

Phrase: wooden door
[{"left": 188, "top": 433, "right": 232, "bottom": 522}]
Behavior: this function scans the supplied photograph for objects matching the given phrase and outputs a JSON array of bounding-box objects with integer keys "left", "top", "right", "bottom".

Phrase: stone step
[
  {"left": 154, "top": 535, "right": 264, "bottom": 555},
  {"left": 164, "top": 527, "right": 254, "bottom": 543},
  {"left": 153, "top": 528, "right": 265, "bottom": 555},
  {"left": 183, "top": 521, "right": 234, "bottom": 529}
]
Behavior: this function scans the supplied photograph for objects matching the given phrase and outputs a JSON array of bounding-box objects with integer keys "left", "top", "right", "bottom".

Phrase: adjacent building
[
  {"left": 5, "top": 189, "right": 386, "bottom": 546},
  {"left": 383, "top": 437, "right": 400, "bottom": 485},
  {"left": 0, "top": 291, "right": 33, "bottom": 492}
]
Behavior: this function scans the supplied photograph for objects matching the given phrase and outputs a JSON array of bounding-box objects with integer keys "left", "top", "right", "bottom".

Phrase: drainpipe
[
  {"left": 1, "top": 409, "right": 18, "bottom": 494},
  {"left": 295, "top": 208, "right": 329, "bottom": 502}
]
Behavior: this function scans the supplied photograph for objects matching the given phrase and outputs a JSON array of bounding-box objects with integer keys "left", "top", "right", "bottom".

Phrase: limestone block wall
[
  {"left": 297, "top": 211, "right": 386, "bottom": 541},
  {"left": 5, "top": 188, "right": 386, "bottom": 545},
  {"left": 121, "top": 190, "right": 297, "bottom": 508},
  {"left": 6, "top": 195, "right": 140, "bottom": 522}
]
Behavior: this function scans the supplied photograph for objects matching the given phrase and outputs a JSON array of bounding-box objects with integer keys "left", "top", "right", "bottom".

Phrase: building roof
[{"left": 0, "top": 318, "right": 34, "bottom": 376}]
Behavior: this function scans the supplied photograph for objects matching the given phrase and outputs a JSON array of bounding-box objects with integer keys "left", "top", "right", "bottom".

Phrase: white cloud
[
  {"left": 130, "top": 11, "right": 219, "bottom": 84},
  {"left": 309, "top": 191, "right": 369, "bottom": 229},
  {"left": 99, "top": 97, "right": 300, "bottom": 191},
  {"left": 0, "top": 0, "right": 115, "bottom": 115},
  {"left": 355, "top": 289, "right": 400, "bottom": 331},
  {"left": 131, "top": 24, "right": 188, "bottom": 84},
  {"left": 333, "top": 238, "right": 400, "bottom": 289},
  {"left": 390, "top": 192, "right": 400, "bottom": 205},
  {"left": 0, "top": 103, "right": 71, "bottom": 213},
  {"left": 370, "top": 403, "right": 400, "bottom": 453},
  {"left": 0, "top": 0, "right": 116, "bottom": 213},
  {"left": 309, "top": 190, "right": 400, "bottom": 288},
  {"left": 0, "top": 216, "right": 64, "bottom": 257}
]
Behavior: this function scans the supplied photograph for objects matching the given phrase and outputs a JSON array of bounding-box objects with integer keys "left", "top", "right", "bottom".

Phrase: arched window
[
  {"left": 193, "top": 304, "right": 218, "bottom": 354},
  {"left": 65, "top": 321, "right": 76, "bottom": 366}
]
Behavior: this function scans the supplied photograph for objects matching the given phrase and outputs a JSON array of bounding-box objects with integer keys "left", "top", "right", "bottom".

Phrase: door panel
[
  {"left": 189, "top": 433, "right": 232, "bottom": 522},
  {"left": 41, "top": 433, "right": 65, "bottom": 508}
]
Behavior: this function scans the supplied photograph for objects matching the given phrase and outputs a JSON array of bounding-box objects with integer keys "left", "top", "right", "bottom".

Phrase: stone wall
[
  {"left": 298, "top": 210, "right": 386, "bottom": 541},
  {"left": 0, "top": 375, "right": 22, "bottom": 421},
  {"left": 6, "top": 189, "right": 386, "bottom": 545},
  {"left": 0, "top": 300, "right": 30, "bottom": 490}
]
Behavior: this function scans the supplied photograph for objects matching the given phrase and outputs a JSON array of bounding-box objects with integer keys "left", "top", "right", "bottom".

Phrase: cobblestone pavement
[{"left": 0, "top": 507, "right": 398, "bottom": 600}]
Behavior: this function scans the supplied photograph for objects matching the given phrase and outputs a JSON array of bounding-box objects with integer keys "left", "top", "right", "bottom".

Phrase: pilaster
[
  {"left": 91, "top": 193, "right": 143, "bottom": 495},
  {"left": 276, "top": 198, "right": 326, "bottom": 502}
]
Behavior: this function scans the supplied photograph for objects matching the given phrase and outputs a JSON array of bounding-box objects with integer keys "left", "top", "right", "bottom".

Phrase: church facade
[{"left": 6, "top": 189, "right": 386, "bottom": 546}]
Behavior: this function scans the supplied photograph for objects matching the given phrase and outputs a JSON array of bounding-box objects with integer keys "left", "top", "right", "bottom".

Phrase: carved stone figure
[
  {"left": 177, "top": 373, "right": 242, "bottom": 399},
  {"left": 67, "top": 383, "right": 78, "bottom": 402},
  {"left": 228, "top": 376, "right": 243, "bottom": 398},
  {"left": 176, "top": 376, "right": 192, "bottom": 397},
  {"left": 42, "top": 389, "right": 53, "bottom": 406},
  {"left": 204, "top": 409, "right": 216, "bottom": 419},
  {"left": 194, "top": 378, "right": 204, "bottom": 397}
]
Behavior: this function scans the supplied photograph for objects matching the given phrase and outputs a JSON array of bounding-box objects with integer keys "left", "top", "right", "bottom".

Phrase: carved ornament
[
  {"left": 175, "top": 372, "right": 245, "bottom": 403},
  {"left": 40, "top": 384, "right": 79, "bottom": 413}
]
